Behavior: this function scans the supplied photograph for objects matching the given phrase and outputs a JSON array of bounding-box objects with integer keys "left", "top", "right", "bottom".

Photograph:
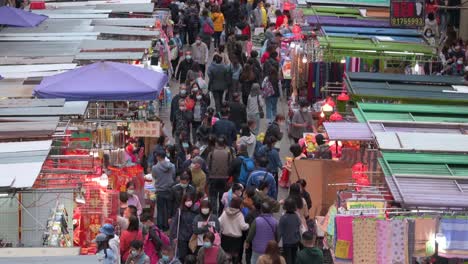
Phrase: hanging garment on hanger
[
  {"left": 406, "top": 219, "right": 416, "bottom": 260},
  {"left": 334, "top": 215, "right": 354, "bottom": 260},
  {"left": 353, "top": 218, "right": 377, "bottom": 264},
  {"left": 413, "top": 218, "right": 438, "bottom": 257},
  {"left": 391, "top": 219, "right": 409, "bottom": 264},
  {"left": 376, "top": 219, "right": 392, "bottom": 264},
  {"left": 438, "top": 218, "right": 468, "bottom": 258}
]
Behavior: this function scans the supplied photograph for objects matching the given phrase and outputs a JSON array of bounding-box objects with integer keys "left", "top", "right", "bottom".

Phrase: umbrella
[
  {"left": 0, "top": 6, "right": 47, "bottom": 27},
  {"left": 33, "top": 61, "right": 168, "bottom": 101}
]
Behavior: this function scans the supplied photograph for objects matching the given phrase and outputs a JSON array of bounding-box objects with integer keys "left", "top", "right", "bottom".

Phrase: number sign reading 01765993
[{"left": 390, "top": 0, "right": 425, "bottom": 27}]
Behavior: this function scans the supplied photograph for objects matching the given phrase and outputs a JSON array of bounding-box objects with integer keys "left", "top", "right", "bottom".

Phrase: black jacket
[
  {"left": 265, "top": 121, "right": 283, "bottom": 141},
  {"left": 212, "top": 118, "right": 237, "bottom": 146},
  {"left": 171, "top": 183, "right": 197, "bottom": 215},
  {"left": 228, "top": 101, "right": 247, "bottom": 131},
  {"left": 176, "top": 59, "right": 194, "bottom": 83},
  {"left": 170, "top": 94, "right": 183, "bottom": 124}
]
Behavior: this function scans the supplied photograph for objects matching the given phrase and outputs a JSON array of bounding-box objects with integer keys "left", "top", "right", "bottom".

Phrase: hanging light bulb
[
  {"left": 413, "top": 62, "right": 420, "bottom": 73},
  {"left": 290, "top": 42, "right": 296, "bottom": 48},
  {"left": 302, "top": 55, "right": 307, "bottom": 63},
  {"left": 320, "top": 111, "right": 325, "bottom": 118},
  {"left": 99, "top": 173, "right": 109, "bottom": 188},
  {"left": 340, "top": 58, "right": 346, "bottom": 64},
  {"left": 322, "top": 103, "right": 333, "bottom": 113}
]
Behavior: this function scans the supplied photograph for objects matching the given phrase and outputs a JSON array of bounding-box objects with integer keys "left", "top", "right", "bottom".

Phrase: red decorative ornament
[
  {"left": 325, "top": 97, "right": 336, "bottom": 107},
  {"left": 329, "top": 112, "right": 343, "bottom": 121},
  {"left": 284, "top": 1, "right": 296, "bottom": 10},
  {"left": 337, "top": 92, "right": 350, "bottom": 102}
]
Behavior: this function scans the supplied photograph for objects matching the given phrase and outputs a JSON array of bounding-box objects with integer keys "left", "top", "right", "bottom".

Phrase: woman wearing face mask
[
  {"left": 95, "top": 233, "right": 117, "bottom": 264},
  {"left": 158, "top": 245, "right": 181, "bottom": 264},
  {"left": 196, "top": 232, "right": 229, "bottom": 264},
  {"left": 126, "top": 181, "right": 142, "bottom": 217},
  {"left": 176, "top": 132, "right": 193, "bottom": 175},
  {"left": 290, "top": 100, "right": 316, "bottom": 143},
  {"left": 170, "top": 193, "right": 198, "bottom": 262},
  {"left": 190, "top": 83, "right": 210, "bottom": 144},
  {"left": 192, "top": 200, "right": 220, "bottom": 250},
  {"left": 221, "top": 183, "right": 244, "bottom": 209},
  {"left": 174, "top": 100, "right": 193, "bottom": 146}
]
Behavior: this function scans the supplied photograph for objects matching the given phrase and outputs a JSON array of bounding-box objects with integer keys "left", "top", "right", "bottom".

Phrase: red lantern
[
  {"left": 325, "top": 97, "right": 336, "bottom": 107},
  {"left": 337, "top": 92, "right": 350, "bottom": 102},
  {"left": 329, "top": 112, "right": 343, "bottom": 121},
  {"left": 284, "top": 1, "right": 296, "bottom": 10}
]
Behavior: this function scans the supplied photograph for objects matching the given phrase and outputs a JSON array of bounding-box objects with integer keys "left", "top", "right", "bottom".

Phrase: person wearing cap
[
  {"left": 296, "top": 231, "right": 324, "bottom": 264},
  {"left": 152, "top": 150, "right": 176, "bottom": 231},
  {"left": 95, "top": 233, "right": 117, "bottom": 264},
  {"left": 100, "top": 224, "right": 121, "bottom": 264},
  {"left": 315, "top": 134, "right": 332, "bottom": 159}
]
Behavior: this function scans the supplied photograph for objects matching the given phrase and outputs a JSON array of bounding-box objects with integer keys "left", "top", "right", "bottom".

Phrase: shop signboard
[
  {"left": 390, "top": 0, "right": 425, "bottom": 28},
  {"left": 346, "top": 200, "right": 386, "bottom": 217},
  {"left": 129, "top": 121, "right": 161, "bottom": 137}
]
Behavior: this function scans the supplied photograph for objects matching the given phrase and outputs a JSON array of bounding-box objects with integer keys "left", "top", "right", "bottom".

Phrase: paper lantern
[
  {"left": 322, "top": 103, "right": 333, "bottom": 113},
  {"left": 337, "top": 92, "right": 350, "bottom": 101}
]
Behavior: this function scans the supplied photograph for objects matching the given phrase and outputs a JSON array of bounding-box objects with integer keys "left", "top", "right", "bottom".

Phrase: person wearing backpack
[
  {"left": 228, "top": 144, "right": 254, "bottom": 185},
  {"left": 261, "top": 69, "right": 281, "bottom": 124},
  {"left": 141, "top": 213, "right": 170, "bottom": 264},
  {"left": 199, "top": 9, "right": 214, "bottom": 48},
  {"left": 206, "top": 136, "right": 235, "bottom": 214},
  {"left": 246, "top": 156, "right": 277, "bottom": 199}
]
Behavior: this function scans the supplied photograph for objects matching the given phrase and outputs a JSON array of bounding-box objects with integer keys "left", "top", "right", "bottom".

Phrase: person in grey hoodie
[
  {"left": 207, "top": 54, "right": 229, "bottom": 112},
  {"left": 152, "top": 150, "right": 175, "bottom": 231}
]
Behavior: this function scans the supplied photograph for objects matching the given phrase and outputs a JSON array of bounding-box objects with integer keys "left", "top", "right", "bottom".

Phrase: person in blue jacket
[{"left": 246, "top": 156, "right": 277, "bottom": 199}]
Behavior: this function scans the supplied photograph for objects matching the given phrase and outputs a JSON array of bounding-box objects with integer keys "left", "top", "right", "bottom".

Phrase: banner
[
  {"left": 346, "top": 201, "right": 386, "bottom": 217},
  {"left": 129, "top": 121, "right": 161, "bottom": 138}
]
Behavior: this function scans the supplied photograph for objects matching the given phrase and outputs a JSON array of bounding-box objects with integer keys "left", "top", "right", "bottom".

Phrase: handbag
[
  {"left": 209, "top": 226, "right": 221, "bottom": 246},
  {"left": 257, "top": 95, "right": 264, "bottom": 118},
  {"left": 261, "top": 77, "right": 274, "bottom": 97},
  {"left": 189, "top": 234, "right": 198, "bottom": 253}
]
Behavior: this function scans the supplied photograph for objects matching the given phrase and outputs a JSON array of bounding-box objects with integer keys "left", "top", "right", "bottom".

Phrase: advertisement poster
[
  {"left": 346, "top": 201, "right": 386, "bottom": 217},
  {"left": 129, "top": 121, "right": 161, "bottom": 138}
]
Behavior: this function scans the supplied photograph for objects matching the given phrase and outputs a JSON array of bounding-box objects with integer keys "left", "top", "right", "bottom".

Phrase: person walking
[
  {"left": 261, "top": 69, "right": 280, "bottom": 123},
  {"left": 192, "top": 200, "right": 220, "bottom": 249},
  {"left": 95, "top": 233, "right": 117, "bottom": 264},
  {"left": 120, "top": 216, "right": 143, "bottom": 262},
  {"left": 296, "top": 231, "right": 324, "bottom": 264},
  {"left": 257, "top": 241, "right": 286, "bottom": 264},
  {"left": 264, "top": 114, "right": 284, "bottom": 143},
  {"left": 239, "top": 64, "right": 256, "bottom": 105},
  {"left": 211, "top": 6, "right": 225, "bottom": 49},
  {"left": 246, "top": 156, "right": 277, "bottom": 199},
  {"left": 246, "top": 83, "right": 264, "bottom": 135},
  {"left": 211, "top": 109, "right": 237, "bottom": 147},
  {"left": 207, "top": 55, "right": 229, "bottom": 112},
  {"left": 257, "top": 136, "right": 282, "bottom": 191},
  {"left": 227, "top": 57, "right": 243, "bottom": 101},
  {"left": 196, "top": 232, "right": 229, "bottom": 263},
  {"left": 152, "top": 151, "right": 176, "bottom": 231},
  {"left": 125, "top": 181, "right": 142, "bottom": 217},
  {"left": 100, "top": 224, "right": 120, "bottom": 264},
  {"left": 171, "top": 172, "right": 196, "bottom": 212},
  {"left": 199, "top": 9, "right": 214, "bottom": 48},
  {"left": 190, "top": 87, "right": 210, "bottom": 143},
  {"left": 218, "top": 197, "right": 249, "bottom": 263},
  {"left": 237, "top": 125, "right": 257, "bottom": 158},
  {"left": 176, "top": 52, "right": 195, "bottom": 84},
  {"left": 245, "top": 202, "right": 278, "bottom": 264},
  {"left": 279, "top": 198, "right": 302, "bottom": 264},
  {"left": 228, "top": 93, "right": 247, "bottom": 132},
  {"left": 140, "top": 213, "right": 165, "bottom": 264},
  {"left": 191, "top": 36, "right": 209, "bottom": 75},
  {"left": 170, "top": 193, "right": 198, "bottom": 262},
  {"left": 173, "top": 100, "right": 193, "bottom": 145},
  {"left": 206, "top": 136, "right": 235, "bottom": 213},
  {"left": 185, "top": 3, "right": 200, "bottom": 45}
]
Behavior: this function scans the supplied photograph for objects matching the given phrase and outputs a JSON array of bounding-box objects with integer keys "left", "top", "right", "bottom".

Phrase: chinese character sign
[
  {"left": 390, "top": 0, "right": 425, "bottom": 27},
  {"left": 129, "top": 121, "right": 161, "bottom": 137}
]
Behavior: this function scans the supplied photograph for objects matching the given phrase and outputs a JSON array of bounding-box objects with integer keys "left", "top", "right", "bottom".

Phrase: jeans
[
  {"left": 251, "top": 251, "right": 261, "bottom": 264},
  {"left": 214, "top": 31, "right": 222, "bottom": 49},
  {"left": 283, "top": 244, "right": 298, "bottom": 264},
  {"left": 247, "top": 113, "right": 260, "bottom": 135},
  {"left": 283, "top": 79, "right": 291, "bottom": 98},
  {"left": 265, "top": 96, "right": 278, "bottom": 121},
  {"left": 156, "top": 191, "right": 172, "bottom": 231}
]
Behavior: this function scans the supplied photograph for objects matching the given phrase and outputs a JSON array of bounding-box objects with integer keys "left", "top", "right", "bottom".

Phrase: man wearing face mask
[
  {"left": 152, "top": 150, "right": 176, "bottom": 231},
  {"left": 170, "top": 85, "right": 188, "bottom": 136},
  {"left": 173, "top": 100, "right": 193, "bottom": 146},
  {"left": 159, "top": 245, "right": 182, "bottom": 264},
  {"left": 176, "top": 51, "right": 195, "bottom": 83},
  {"left": 171, "top": 173, "right": 196, "bottom": 212},
  {"left": 290, "top": 100, "right": 316, "bottom": 143},
  {"left": 189, "top": 84, "right": 210, "bottom": 143},
  {"left": 191, "top": 36, "right": 209, "bottom": 75}
]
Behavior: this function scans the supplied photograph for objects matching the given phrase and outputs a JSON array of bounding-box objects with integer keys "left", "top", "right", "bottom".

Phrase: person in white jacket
[
  {"left": 218, "top": 196, "right": 249, "bottom": 264},
  {"left": 246, "top": 83, "right": 264, "bottom": 135}
]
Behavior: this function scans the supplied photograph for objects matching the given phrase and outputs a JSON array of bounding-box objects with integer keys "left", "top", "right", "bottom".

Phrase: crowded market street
[{"left": 0, "top": 0, "right": 468, "bottom": 263}]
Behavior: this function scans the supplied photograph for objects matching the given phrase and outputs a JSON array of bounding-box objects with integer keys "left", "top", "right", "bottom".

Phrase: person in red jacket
[
  {"left": 120, "top": 216, "right": 143, "bottom": 262},
  {"left": 275, "top": 10, "right": 286, "bottom": 29}
]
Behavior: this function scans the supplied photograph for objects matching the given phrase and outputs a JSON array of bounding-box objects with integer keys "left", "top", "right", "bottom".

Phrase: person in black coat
[
  {"left": 170, "top": 84, "right": 189, "bottom": 136},
  {"left": 212, "top": 108, "right": 237, "bottom": 147},
  {"left": 176, "top": 51, "right": 195, "bottom": 83},
  {"left": 264, "top": 114, "right": 285, "bottom": 143},
  {"left": 228, "top": 93, "right": 247, "bottom": 132}
]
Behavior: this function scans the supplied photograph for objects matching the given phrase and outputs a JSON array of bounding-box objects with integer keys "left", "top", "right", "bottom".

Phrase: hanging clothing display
[
  {"left": 413, "top": 218, "right": 437, "bottom": 257},
  {"left": 438, "top": 218, "right": 468, "bottom": 258},
  {"left": 376, "top": 219, "right": 392, "bottom": 264},
  {"left": 352, "top": 218, "right": 377, "bottom": 264},
  {"left": 334, "top": 215, "right": 354, "bottom": 260},
  {"left": 391, "top": 219, "right": 408, "bottom": 264}
]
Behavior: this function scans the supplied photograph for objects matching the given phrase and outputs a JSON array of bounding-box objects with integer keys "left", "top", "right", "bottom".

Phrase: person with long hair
[
  {"left": 196, "top": 232, "right": 229, "bottom": 263},
  {"left": 257, "top": 240, "right": 286, "bottom": 264},
  {"left": 240, "top": 63, "right": 256, "bottom": 105},
  {"left": 262, "top": 69, "right": 280, "bottom": 123},
  {"left": 278, "top": 198, "right": 301, "bottom": 264},
  {"left": 170, "top": 193, "right": 198, "bottom": 262},
  {"left": 120, "top": 216, "right": 143, "bottom": 262},
  {"left": 246, "top": 84, "right": 264, "bottom": 135},
  {"left": 285, "top": 183, "right": 309, "bottom": 227},
  {"left": 125, "top": 181, "right": 142, "bottom": 217},
  {"left": 219, "top": 197, "right": 249, "bottom": 263}
]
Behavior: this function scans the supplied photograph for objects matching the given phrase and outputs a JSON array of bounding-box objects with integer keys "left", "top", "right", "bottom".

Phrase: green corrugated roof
[
  {"left": 382, "top": 152, "right": 468, "bottom": 165},
  {"left": 354, "top": 103, "right": 468, "bottom": 123},
  {"left": 380, "top": 152, "right": 468, "bottom": 177}
]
